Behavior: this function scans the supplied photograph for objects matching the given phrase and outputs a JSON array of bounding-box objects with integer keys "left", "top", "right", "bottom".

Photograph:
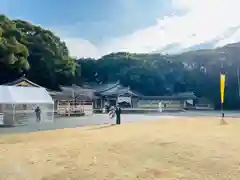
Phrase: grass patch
[{"left": 0, "top": 117, "right": 240, "bottom": 180}]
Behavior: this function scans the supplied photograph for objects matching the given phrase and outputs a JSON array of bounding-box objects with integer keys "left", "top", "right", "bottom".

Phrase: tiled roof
[
  {"left": 139, "top": 92, "right": 197, "bottom": 100},
  {"left": 4, "top": 77, "right": 41, "bottom": 87},
  {"left": 60, "top": 85, "right": 95, "bottom": 100},
  {"left": 82, "top": 81, "right": 141, "bottom": 97},
  {"left": 83, "top": 81, "right": 120, "bottom": 93},
  {"left": 3, "top": 77, "right": 53, "bottom": 92},
  {"left": 99, "top": 85, "right": 140, "bottom": 96}
]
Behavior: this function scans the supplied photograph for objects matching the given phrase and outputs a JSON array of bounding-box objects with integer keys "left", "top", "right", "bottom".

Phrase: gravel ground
[
  {"left": 0, "top": 111, "right": 240, "bottom": 134},
  {"left": 1, "top": 117, "right": 240, "bottom": 180}
]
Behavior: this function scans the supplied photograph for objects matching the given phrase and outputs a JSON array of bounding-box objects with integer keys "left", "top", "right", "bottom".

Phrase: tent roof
[{"left": 0, "top": 86, "right": 53, "bottom": 104}]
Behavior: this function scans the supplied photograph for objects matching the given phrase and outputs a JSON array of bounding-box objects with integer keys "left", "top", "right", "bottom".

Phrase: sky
[{"left": 1, "top": 0, "right": 240, "bottom": 58}]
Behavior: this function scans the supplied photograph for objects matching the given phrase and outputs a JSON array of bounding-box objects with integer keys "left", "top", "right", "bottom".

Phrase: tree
[
  {"left": 0, "top": 15, "right": 29, "bottom": 84},
  {"left": 14, "top": 20, "right": 76, "bottom": 89},
  {"left": 0, "top": 15, "right": 76, "bottom": 89}
]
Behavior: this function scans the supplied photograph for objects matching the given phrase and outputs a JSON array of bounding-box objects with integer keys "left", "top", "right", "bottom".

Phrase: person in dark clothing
[
  {"left": 106, "top": 104, "right": 110, "bottom": 113},
  {"left": 35, "top": 106, "right": 41, "bottom": 122},
  {"left": 104, "top": 104, "right": 110, "bottom": 113},
  {"left": 115, "top": 104, "right": 121, "bottom": 125}
]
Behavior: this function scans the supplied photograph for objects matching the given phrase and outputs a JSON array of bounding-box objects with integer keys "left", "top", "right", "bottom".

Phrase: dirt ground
[{"left": 0, "top": 117, "right": 240, "bottom": 180}]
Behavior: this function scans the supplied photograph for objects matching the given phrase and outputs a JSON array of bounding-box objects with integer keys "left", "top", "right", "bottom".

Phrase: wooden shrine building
[
  {"left": 83, "top": 81, "right": 198, "bottom": 111},
  {"left": 2, "top": 77, "right": 201, "bottom": 113}
]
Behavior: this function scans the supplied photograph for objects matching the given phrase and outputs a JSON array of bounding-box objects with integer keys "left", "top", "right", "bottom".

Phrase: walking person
[
  {"left": 115, "top": 104, "right": 122, "bottom": 125},
  {"left": 108, "top": 105, "right": 115, "bottom": 119},
  {"left": 35, "top": 106, "right": 41, "bottom": 122}
]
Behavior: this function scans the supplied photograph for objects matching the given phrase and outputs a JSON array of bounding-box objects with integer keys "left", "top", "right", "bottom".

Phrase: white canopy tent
[{"left": 0, "top": 86, "right": 54, "bottom": 126}]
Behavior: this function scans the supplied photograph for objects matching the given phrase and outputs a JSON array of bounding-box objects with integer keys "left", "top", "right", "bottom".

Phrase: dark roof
[
  {"left": 83, "top": 81, "right": 120, "bottom": 93},
  {"left": 3, "top": 77, "right": 55, "bottom": 92},
  {"left": 50, "top": 91, "right": 73, "bottom": 101},
  {"left": 4, "top": 77, "right": 42, "bottom": 87},
  {"left": 60, "top": 85, "right": 95, "bottom": 100},
  {"left": 139, "top": 92, "right": 197, "bottom": 100},
  {"left": 99, "top": 85, "right": 141, "bottom": 97},
  {"left": 83, "top": 81, "right": 143, "bottom": 97}
]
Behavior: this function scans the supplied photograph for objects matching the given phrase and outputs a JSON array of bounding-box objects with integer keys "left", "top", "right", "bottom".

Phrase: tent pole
[
  {"left": 12, "top": 104, "right": 16, "bottom": 126},
  {"left": 52, "top": 104, "right": 55, "bottom": 123}
]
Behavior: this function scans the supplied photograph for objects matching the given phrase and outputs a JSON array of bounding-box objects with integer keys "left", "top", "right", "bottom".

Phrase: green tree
[
  {"left": 0, "top": 15, "right": 29, "bottom": 76},
  {"left": 14, "top": 20, "right": 76, "bottom": 89},
  {"left": 0, "top": 14, "right": 76, "bottom": 89}
]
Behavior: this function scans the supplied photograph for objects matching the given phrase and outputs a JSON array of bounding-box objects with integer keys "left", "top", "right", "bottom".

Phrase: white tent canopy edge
[{"left": 0, "top": 85, "right": 53, "bottom": 104}]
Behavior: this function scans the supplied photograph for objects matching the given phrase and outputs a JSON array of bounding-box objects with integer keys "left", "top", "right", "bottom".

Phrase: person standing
[
  {"left": 115, "top": 104, "right": 122, "bottom": 125},
  {"left": 35, "top": 106, "right": 41, "bottom": 122}
]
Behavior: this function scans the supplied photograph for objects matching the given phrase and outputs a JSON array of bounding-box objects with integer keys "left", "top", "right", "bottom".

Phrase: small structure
[
  {"left": 57, "top": 85, "right": 94, "bottom": 116},
  {"left": 0, "top": 86, "right": 54, "bottom": 126},
  {"left": 138, "top": 92, "right": 198, "bottom": 111},
  {"left": 195, "top": 97, "right": 214, "bottom": 110}
]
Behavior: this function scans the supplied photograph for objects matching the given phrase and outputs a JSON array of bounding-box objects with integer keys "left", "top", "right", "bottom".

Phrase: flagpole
[
  {"left": 221, "top": 100, "right": 223, "bottom": 117},
  {"left": 220, "top": 52, "right": 225, "bottom": 124},
  {"left": 220, "top": 73, "right": 226, "bottom": 124}
]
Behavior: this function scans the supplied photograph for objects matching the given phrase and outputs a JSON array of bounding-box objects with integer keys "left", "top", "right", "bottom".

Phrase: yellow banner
[{"left": 220, "top": 73, "right": 225, "bottom": 104}]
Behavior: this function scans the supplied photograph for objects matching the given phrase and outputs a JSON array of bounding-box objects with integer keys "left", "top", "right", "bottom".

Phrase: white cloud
[
  {"left": 64, "top": 38, "right": 100, "bottom": 59},
  {"left": 216, "top": 29, "right": 240, "bottom": 47},
  {"left": 63, "top": 0, "right": 240, "bottom": 58}
]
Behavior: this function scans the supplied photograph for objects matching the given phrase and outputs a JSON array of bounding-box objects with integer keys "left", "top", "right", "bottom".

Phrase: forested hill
[
  {"left": 1, "top": 14, "right": 240, "bottom": 109},
  {"left": 78, "top": 43, "right": 240, "bottom": 109}
]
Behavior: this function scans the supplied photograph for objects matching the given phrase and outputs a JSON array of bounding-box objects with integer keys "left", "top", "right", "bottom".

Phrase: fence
[
  {"left": 0, "top": 113, "right": 3, "bottom": 125},
  {"left": 56, "top": 103, "right": 93, "bottom": 116}
]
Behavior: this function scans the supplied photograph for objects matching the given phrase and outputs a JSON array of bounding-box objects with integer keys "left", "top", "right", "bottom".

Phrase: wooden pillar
[
  {"left": 101, "top": 98, "right": 104, "bottom": 108},
  {"left": 68, "top": 101, "right": 71, "bottom": 116},
  {"left": 93, "top": 99, "right": 95, "bottom": 109},
  {"left": 57, "top": 100, "right": 59, "bottom": 110}
]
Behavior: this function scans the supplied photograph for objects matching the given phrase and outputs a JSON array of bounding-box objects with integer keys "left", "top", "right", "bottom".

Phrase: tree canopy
[{"left": 0, "top": 15, "right": 76, "bottom": 89}]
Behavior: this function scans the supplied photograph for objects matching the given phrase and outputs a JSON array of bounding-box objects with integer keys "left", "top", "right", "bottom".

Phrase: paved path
[
  {"left": 0, "top": 114, "right": 171, "bottom": 134},
  {"left": 1, "top": 111, "right": 240, "bottom": 134}
]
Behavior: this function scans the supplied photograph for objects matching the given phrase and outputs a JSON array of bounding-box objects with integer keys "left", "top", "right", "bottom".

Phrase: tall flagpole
[
  {"left": 221, "top": 61, "right": 223, "bottom": 117},
  {"left": 220, "top": 51, "right": 226, "bottom": 124}
]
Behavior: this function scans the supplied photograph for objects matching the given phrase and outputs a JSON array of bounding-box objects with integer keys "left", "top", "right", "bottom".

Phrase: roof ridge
[
  {"left": 4, "top": 77, "right": 41, "bottom": 87},
  {"left": 97, "top": 81, "right": 121, "bottom": 93}
]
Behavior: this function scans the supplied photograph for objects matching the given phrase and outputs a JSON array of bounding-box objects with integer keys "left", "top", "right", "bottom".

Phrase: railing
[
  {"left": 195, "top": 104, "right": 214, "bottom": 110},
  {"left": 0, "top": 113, "right": 3, "bottom": 125},
  {"left": 56, "top": 105, "right": 93, "bottom": 116}
]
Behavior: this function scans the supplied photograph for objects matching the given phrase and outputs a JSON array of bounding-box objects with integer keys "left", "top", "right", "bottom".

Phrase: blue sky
[
  {"left": 1, "top": 0, "right": 240, "bottom": 58},
  {"left": 1, "top": 0, "right": 172, "bottom": 43}
]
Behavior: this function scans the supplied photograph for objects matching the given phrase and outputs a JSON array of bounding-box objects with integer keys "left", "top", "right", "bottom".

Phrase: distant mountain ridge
[{"left": 153, "top": 25, "right": 240, "bottom": 55}]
